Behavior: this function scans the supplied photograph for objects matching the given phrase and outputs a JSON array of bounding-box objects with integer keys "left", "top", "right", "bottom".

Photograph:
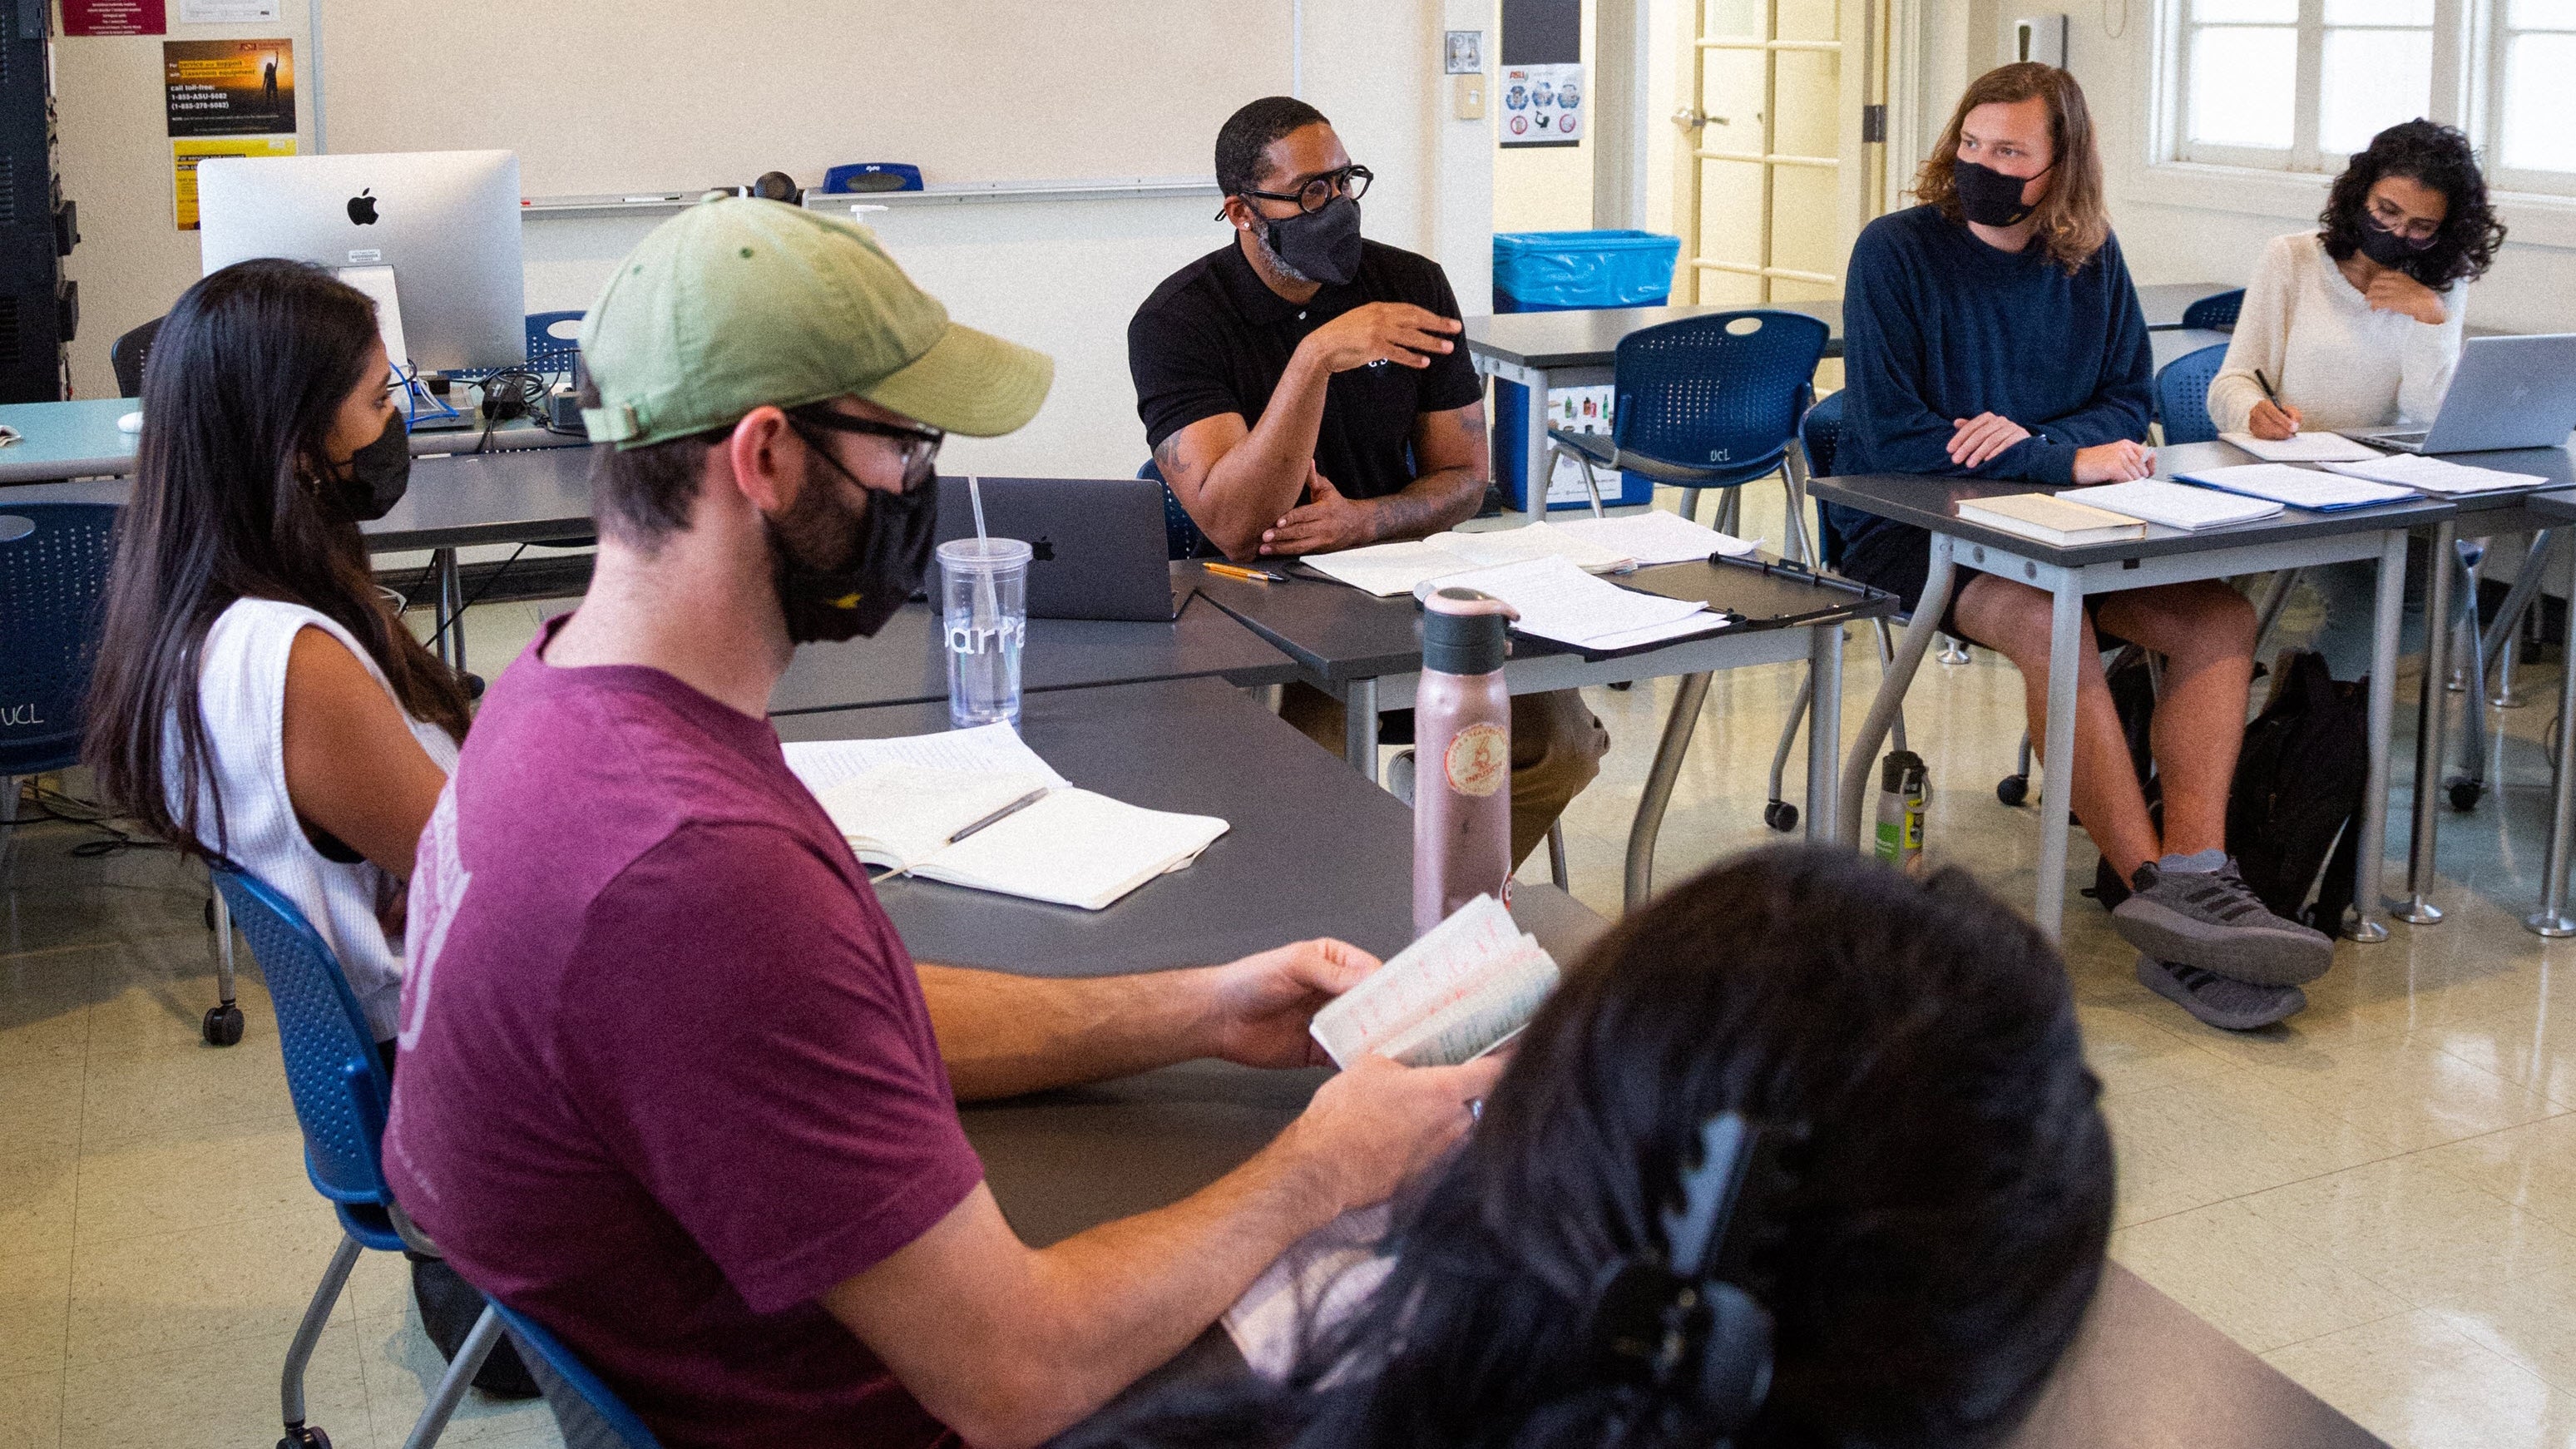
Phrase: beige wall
[
  {"left": 52, "top": 1, "right": 1495, "bottom": 477},
  {"left": 1492, "top": 0, "right": 1599, "bottom": 233}
]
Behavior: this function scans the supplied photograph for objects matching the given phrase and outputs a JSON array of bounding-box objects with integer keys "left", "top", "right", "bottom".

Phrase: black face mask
[
  {"left": 1953, "top": 160, "right": 2049, "bottom": 229},
  {"left": 328, "top": 415, "right": 411, "bottom": 522},
  {"left": 764, "top": 438, "right": 938, "bottom": 645},
  {"left": 1263, "top": 194, "right": 1364, "bottom": 287},
  {"left": 2356, "top": 215, "right": 2436, "bottom": 269}
]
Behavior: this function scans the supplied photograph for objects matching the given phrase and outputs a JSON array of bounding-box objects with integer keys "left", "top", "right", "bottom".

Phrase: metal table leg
[
  {"left": 2348, "top": 530, "right": 2408, "bottom": 943},
  {"left": 2399, "top": 520, "right": 2457, "bottom": 925},
  {"left": 1624, "top": 671, "right": 1713, "bottom": 909},
  {"left": 432, "top": 546, "right": 467, "bottom": 677},
  {"left": 1342, "top": 676, "right": 1380, "bottom": 779},
  {"left": 1805, "top": 621, "right": 1842, "bottom": 843},
  {"left": 2484, "top": 530, "right": 2556, "bottom": 708},
  {"left": 2032, "top": 580, "right": 2089, "bottom": 941},
  {"left": 1840, "top": 537, "right": 1957, "bottom": 847},
  {"left": 2529, "top": 529, "right": 2576, "bottom": 937}
]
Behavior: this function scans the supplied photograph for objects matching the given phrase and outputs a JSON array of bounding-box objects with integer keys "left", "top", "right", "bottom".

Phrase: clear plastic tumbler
[{"left": 937, "top": 537, "right": 1032, "bottom": 729}]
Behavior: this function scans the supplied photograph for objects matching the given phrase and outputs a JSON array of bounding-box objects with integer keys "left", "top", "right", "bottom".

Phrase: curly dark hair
[{"left": 2319, "top": 118, "right": 2506, "bottom": 289}]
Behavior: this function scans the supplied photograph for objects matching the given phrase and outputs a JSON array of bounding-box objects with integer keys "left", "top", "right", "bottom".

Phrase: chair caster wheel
[
  {"left": 1763, "top": 799, "right": 1798, "bottom": 833},
  {"left": 1608, "top": 680, "right": 1633, "bottom": 691},
  {"left": 279, "top": 1427, "right": 332, "bottom": 1449},
  {"left": 2447, "top": 777, "right": 2484, "bottom": 813},
  {"left": 203, "top": 1004, "right": 244, "bottom": 1046},
  {"left": 1996, "top": 774, "right": 2030, "bottom": 807}
]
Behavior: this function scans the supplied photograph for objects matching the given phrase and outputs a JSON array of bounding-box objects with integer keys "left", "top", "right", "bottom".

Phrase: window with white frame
[{"left": 2168, "top": 0, "right": 2576, "bottom": 195}]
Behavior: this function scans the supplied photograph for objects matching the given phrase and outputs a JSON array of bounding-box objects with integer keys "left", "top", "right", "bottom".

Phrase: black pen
[
  {"left": 947, "top": 787, "right": 1049, "bottom": 845},
  {"left": 2253, "top": 368, "right": 2296, "bottom": 436}
]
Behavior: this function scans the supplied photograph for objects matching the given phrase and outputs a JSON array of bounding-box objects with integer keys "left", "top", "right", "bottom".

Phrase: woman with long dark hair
[
  {"left": 2210, "top": 120, "right": 2505, "bottom": 440},
  {"left": 87, "top": 258, "right": 468, "bottom": 1046},
  {"left": 1077, "top": 846, "right": 2116, "bottom": 1449},
  {"left": 81, "top": 258, "right": 531, "bottom": 1393}
]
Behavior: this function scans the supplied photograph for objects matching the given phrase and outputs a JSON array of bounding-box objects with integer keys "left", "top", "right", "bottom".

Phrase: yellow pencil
[{"left": 1202, "top": 561, "right": 1284, "bottom": 584}]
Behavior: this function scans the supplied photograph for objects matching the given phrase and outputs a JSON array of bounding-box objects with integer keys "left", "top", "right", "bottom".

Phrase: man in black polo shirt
[{"left": 1129, "top": 96, "right": 1605, "bottom": 869}]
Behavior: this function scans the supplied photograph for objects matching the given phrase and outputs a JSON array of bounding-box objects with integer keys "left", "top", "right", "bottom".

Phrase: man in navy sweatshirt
[{"left": 1829, "top": 63, "right": 2332, "bottom": 1031}]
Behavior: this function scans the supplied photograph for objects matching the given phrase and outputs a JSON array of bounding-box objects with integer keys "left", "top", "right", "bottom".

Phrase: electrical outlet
[{"left": 1454, "top": 72, "right": 1486, "bottom": 121}]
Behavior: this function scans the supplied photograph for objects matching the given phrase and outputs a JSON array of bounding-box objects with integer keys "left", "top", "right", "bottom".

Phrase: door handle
[{"left": 1673, "top": 106, "right": 1709, "bottom": 129}]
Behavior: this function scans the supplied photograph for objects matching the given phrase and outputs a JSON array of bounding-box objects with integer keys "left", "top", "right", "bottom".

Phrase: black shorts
[{"left": 1837, "top": 523, "right": 2127, "bottom": 649}]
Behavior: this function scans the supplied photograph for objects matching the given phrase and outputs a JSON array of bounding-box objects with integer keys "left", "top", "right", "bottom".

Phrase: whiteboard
[{"left": 315, "top": 0, "right": 1294, "bottom": 196}]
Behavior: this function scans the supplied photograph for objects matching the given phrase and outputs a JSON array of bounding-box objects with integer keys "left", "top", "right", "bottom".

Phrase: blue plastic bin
[{"left": 1490, "top": 230, "right": 1681, "bottom": 510}]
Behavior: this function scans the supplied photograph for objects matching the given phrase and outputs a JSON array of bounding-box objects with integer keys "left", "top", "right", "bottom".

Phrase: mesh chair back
[
  {"left": 211, "top": 868, "right": 396, "bottom": 1209},
  {"left": 2180, "top": 288, "right": 2244, "bottom": 331},
  {"left": 1138, "top": 457, "right": 1213, "bottom": 561},
  {"left": 2155, "top": 342, "right": 2230, "bottom": 446},
  {"left": 1801, "top": 388, "right": 1845, "bottom": 481},
  {"left": 490, "top": 1301, "right": 665, "bottom": 1449},
  {"left": 526, "top": 311, "right": 586, "bottom": 377},
  {"left": 110, "top": 316, "right": 163, "bottom": 399},
  {"left": 0, "top": 503, "right": 120, "bottom": 777},
  {"left": 1612, "top": 310, "right": 1831, "bottom": 485}
]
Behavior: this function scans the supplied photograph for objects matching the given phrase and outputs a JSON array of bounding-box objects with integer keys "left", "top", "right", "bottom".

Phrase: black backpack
[
  {"left": 2227, "top": 649, "right": 2370, "bottom": 932},
  {"left": 2086, "top": 648, "right": 2367, "bottom": 932}
]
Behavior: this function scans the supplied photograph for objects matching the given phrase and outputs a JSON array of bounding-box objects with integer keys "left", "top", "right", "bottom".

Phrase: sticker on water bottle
[{"left": 1443, "top": 723, "right": 1510, "bottom": 798}]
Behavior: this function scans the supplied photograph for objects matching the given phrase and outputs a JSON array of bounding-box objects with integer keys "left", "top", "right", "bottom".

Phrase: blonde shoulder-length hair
[{"left": 1913, "top": 62, "right": 2110, "bottom": 274}]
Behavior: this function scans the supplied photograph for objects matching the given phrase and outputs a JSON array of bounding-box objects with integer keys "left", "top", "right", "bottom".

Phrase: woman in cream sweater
[{"left": 2208, "top": 120, "right": 2505, "bottom": 440}]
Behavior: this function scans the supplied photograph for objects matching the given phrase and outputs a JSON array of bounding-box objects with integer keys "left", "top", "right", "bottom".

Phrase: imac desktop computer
[{"left": 195, "top": 150, "right": 525, "bottom": 400}]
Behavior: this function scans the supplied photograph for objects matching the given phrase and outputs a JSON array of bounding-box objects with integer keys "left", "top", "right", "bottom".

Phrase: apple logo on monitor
[{"left": 347, "top": 189, "right": 378, "bottom": 226}]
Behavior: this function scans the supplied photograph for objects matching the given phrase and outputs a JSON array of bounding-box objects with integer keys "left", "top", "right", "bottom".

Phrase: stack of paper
[
  {"left": 1549, "top": 510, "right": 1760, "bottom": 566},
  {"left": 1412, "top": 556, "right": 1728, "bottom": 652},
  {"left": 2321, "top": 453, "right": 2549, "bottom": 495},
  {"left": 2173, "top": 462, "right": 2415, "bottom": 512},
  {"left": 1302, "top": 523, "right": 1639, "bottom": 597},
  {"left": 2219, "top": 431, "right": 2386, "bottom": 463},
  {"left": 2059, "top": 479, "right": 2283, "bottom": 531},
  {"left": 1308, "top": 894, "right": 1560, "bottom": 1068},
  {"left": 781, "top": 724, "right": 1228, "bottom": 911}
]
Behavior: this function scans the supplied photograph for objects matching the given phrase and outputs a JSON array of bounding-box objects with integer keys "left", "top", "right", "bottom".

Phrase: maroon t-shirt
[{"left": 383, "top": 621, "right": 981, "bottom": 1449}]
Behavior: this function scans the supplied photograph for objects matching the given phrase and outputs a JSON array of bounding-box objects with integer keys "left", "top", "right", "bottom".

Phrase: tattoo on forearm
[{"left": 1151, "top": 435, "right": 1184, "bottom": 485}]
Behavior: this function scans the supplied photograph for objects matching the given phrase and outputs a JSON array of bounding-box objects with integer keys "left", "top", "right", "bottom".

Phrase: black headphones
[{"left": 1585, "top": 1113, "right": 1791, "bottom": 1439}]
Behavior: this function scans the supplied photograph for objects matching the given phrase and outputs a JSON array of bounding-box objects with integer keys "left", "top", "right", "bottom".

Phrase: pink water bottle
[{"left": 1415, "top": 586, "right": 1515, "bottom": 936}]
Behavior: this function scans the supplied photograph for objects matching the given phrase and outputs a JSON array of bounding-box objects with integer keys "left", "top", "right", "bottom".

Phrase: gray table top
[
  {"left": 2525, "top": 489, "right": 2576, "bottom": 523},
  {"left": 771, "top": 675, "right": 1426, "bottom": 972},
  {"left": 1192, "top": 552, "right": 1894, "bottom": 683},
  {"left": 2151, "top": 328, "right": 2231, "bottom": 374},
  {"left": 0, "top": 397, "right": 580, "bottom": 485},
  {"left": 1811, "top": 472, "right": 2456, "bottom": 570},
  {"left": 1462, "top": 283, "right": 2234, "bottom": 374},
  {"left": 769, "top": 571, "right": 1300, "bottom": 715},
  {"left": 0, "top": 441, "right": 601, "bottom": 553}
]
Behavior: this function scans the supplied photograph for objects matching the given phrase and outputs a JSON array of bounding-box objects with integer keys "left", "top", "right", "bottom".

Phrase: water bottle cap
[
  {"left": 1881, "top": 749, "right": 1926, "bottom": 793},
  {"left": 1423, "top": 588, "right": 1510, "bottom": 675}
]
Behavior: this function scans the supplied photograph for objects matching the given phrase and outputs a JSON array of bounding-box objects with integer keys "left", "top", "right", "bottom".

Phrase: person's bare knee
[{"left": 1951, "top": 576, "right": 2054, "bottom": 665}]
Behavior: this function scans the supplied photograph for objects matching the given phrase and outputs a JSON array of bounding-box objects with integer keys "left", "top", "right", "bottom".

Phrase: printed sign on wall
[
  {"left": 1499, "top": 63, "right": 1584, "bottom": 148},
  {"left": 164, "top": 38, "right": 294, "bottom": 137},
  {"left": 64, "top": 0, "right": 167, "bottom": 36},
  {"left": 172, "top": 136, "right": 295, "bottom": 230}
]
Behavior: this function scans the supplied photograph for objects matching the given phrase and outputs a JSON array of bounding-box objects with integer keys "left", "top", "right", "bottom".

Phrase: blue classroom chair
[
  {"left": 2181, "top": 288, "right": 2245, "bottom": 332},
  {"left": 211, "top": 867, "right": 505, "bottom": 1449},
  {"left": 525, "top": 310, "right": 586, "bottom": 378},
  {"left": 489, "top": 1301, "right": 666, "bottom": 1449},
  {"left": 1138, "top": 457, "right": 1216, "bottom": 561},
  {"left": 1546, "top": 309, "right": 1828, "bottom": 557},
  {"left": 2156, "top": 341, "right": 2231, "bottom": 446}
]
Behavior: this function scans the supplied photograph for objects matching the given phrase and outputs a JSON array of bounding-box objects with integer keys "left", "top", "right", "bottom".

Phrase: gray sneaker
[
  {"left": 2110, "top": 857, "right": 2333, "bottom": 986},
  {"left": 2137, "top": 955, "right": 2307, "bottom": 1031}
]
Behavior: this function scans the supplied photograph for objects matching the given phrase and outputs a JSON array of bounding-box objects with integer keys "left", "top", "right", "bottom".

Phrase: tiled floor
[{"left": 9, "top": 541, "right": 2576, "bottom": 1447}]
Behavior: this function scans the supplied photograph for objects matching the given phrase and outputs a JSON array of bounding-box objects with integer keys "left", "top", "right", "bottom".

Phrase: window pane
[
  {"left": 2188, "top": 27, "right": 2297, "bottom": 147},
  {"left": 2319, "top": 29, "right": 2432, "bottom": 156},
  {"left": 2324, "top": 0, "right": 2430, "bottom": 22},
  {"left": 2194, "top": 0, "right": 2296, "bottom": 22},
  {"left": 2509, "top": 0, "right": 2576, "bottom": 29},
  {"left": 2504, "top": 34, "right": 2576, "bottom": 171}
]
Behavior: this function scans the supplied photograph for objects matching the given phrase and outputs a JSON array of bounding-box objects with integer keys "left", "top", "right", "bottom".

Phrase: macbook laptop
[
  {"left": 932, "top": 476, "right": 1179, "bottom": 622},
  {"left": 2350, "top": 334, "right": 2576, "bottom": 454}
]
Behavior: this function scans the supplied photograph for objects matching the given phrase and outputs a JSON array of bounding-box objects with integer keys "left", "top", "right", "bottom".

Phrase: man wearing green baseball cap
[{"left": 380, "top": 197, "right": 1496, "bottom": 1449}]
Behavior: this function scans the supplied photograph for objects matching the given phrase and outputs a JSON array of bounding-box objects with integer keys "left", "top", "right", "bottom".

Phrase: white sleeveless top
[{"left": 181, "top": 597, "right": 460, "bottom": 1041}]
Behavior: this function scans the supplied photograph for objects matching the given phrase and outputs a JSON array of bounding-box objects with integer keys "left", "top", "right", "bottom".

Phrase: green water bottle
[{"left": 1874, "top": 749, "right": 1927, "bottom": 875}]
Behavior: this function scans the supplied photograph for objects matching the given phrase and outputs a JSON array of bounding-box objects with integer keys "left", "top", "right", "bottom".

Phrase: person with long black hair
[
  {"left": 2210, "top": 120, "right": 2506, "bottom": 440},
  {"left": 1074, "top": 846, "right": 2116, "bottom": 1449},
  {"left": 80, "top": 258, "right": 526, "bottom": 1394}
]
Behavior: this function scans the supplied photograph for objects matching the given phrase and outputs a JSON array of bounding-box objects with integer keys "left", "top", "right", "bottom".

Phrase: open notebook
[
  {"left": 1410, "top": 556, "right": 1729, "bottom": 653},
  {"left": 781, "top": 725, "right": 1228, "bottom": 911},
  {"left": 1309, "top": 894, "right": 1560, "bottom": 1068}
]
